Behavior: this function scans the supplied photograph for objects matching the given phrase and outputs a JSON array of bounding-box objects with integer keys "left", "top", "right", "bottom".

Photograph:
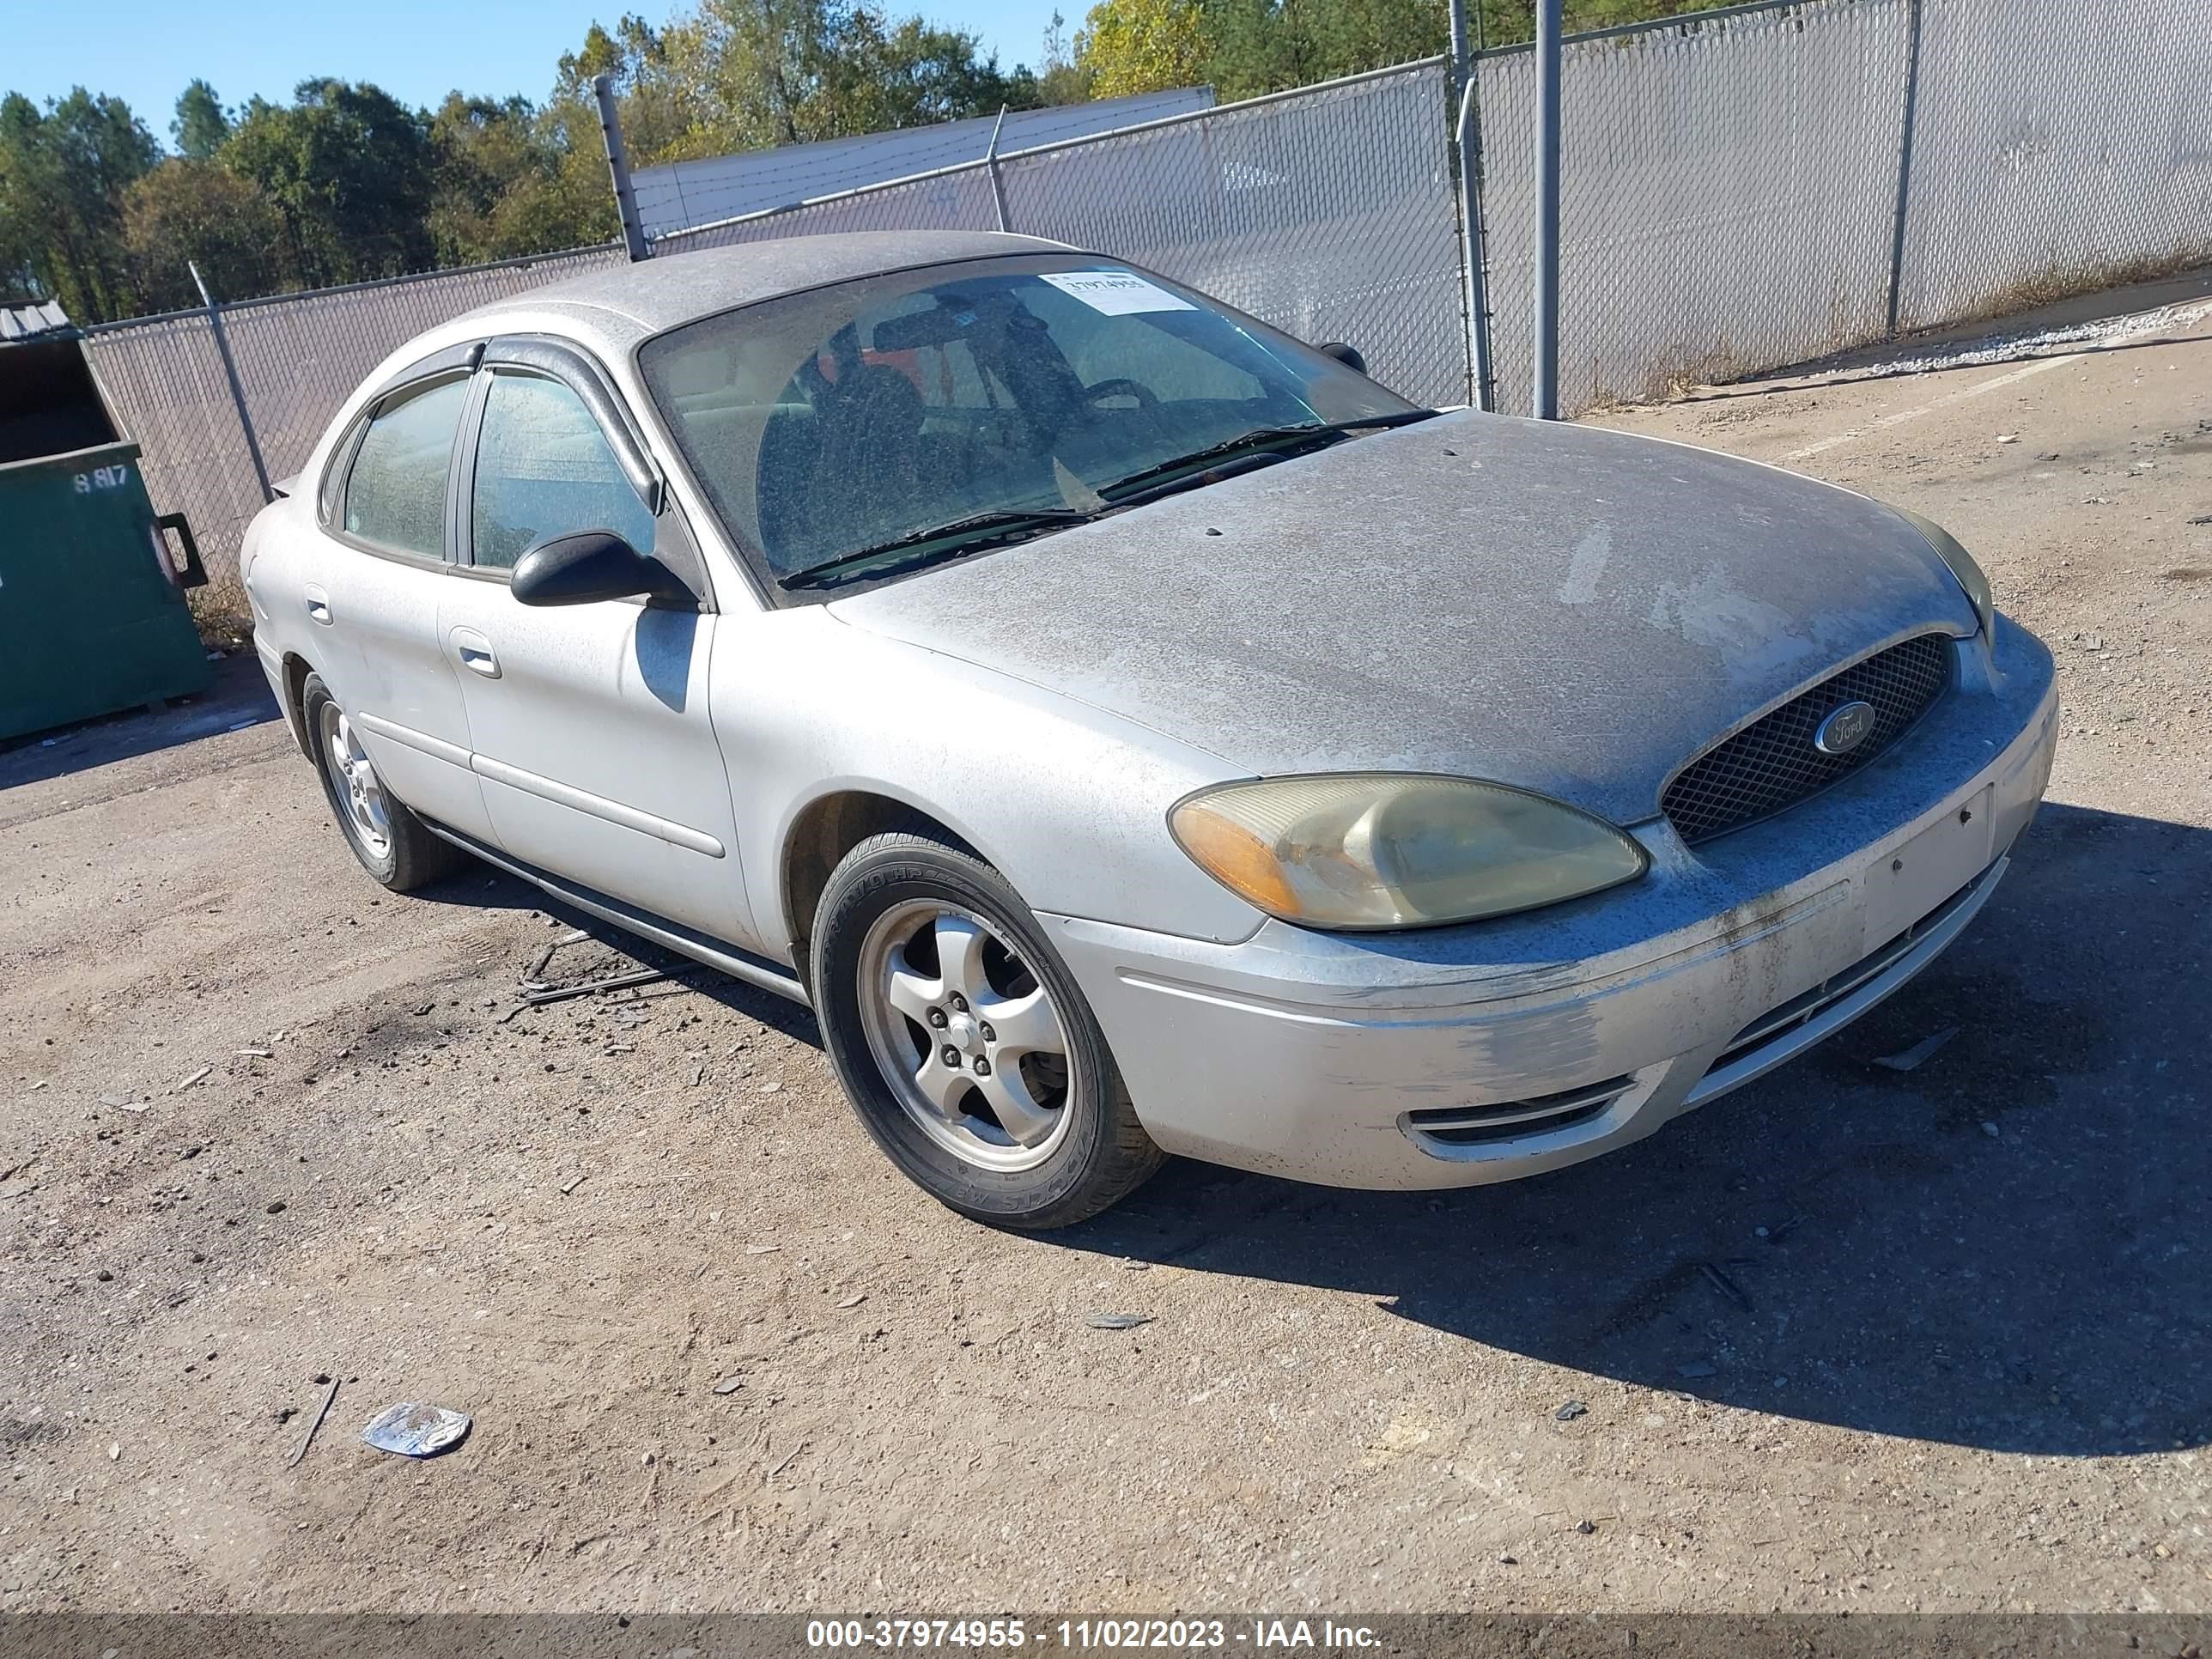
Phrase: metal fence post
[
  {"left": 1455, "top": 76, "right": 1498, "bottom": 413},
  {"left": 1885, "top": 0, "right": 1927, "bottom": 337},
  {"left": 189, "top": 261, "right": 272, "bottom": 506},
  {"left": 984, "top": 106, "right": 1013, "bottom": 233},
  {"left": 1447, "top": 0, "right": 1498, "bottom": 412},
  {"left": 1533, "top": 0, "right": 1564, "bottom": 418},
  {"left": 594, "top": 75, "right": 650, "bottom": 262}
]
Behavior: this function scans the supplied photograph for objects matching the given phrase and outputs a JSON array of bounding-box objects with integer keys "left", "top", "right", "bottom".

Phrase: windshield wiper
[
  {"left": 1098, "top": 409, "right": 1440, "bottom": 501},
  {"left": 779, "top": 507, "right": 1093, "bottom": 590}
]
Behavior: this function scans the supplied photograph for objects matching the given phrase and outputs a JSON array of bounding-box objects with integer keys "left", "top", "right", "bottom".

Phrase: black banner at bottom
[{"left": 0, "top": 1615, "right": 2202, "bottom": 1659}]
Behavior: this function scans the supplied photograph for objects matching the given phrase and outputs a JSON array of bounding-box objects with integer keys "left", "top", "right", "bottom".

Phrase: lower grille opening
[
  {"left": 1406, "top": 1075, "right": 1636, "bottom": 1146},
  {"left": 1707, "top": 872, "right": 1984, "bottom": 1076}
]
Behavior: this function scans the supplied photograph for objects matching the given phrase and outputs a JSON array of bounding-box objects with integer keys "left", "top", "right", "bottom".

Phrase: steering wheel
[{"left": 1081, "top": 378, "right": 1158, "bottom": 410}]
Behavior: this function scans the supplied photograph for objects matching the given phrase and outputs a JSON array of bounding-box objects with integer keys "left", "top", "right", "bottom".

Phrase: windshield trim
[{"left": 632, "top": 252, "right": 1429, "bottom": 610}]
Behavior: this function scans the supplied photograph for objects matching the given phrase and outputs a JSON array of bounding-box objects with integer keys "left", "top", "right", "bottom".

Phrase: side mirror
[
  {"left": 1317, "top": 341, "right": 1368, "bottom": 375},
  {"left": 509, "top": 531, "right": 684, "bottom": 607}
]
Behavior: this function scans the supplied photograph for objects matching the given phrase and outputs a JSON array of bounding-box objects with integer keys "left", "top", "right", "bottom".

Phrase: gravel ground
[{"left": 2, "top": 276, "right": 2208, "bottom": 1616}]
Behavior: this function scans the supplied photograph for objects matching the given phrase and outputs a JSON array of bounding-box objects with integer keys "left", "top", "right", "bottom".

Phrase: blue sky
[{"left": 5, "top": 0, "right": 1058, "bottom": 143}]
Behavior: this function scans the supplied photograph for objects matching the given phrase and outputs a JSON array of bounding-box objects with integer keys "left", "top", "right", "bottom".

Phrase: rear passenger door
[
  {"left": 307, "top": 356, "right": 495, "bottom": 843},
  {"left": 434, "top": 337, "right": 757, "bottom": 948}
]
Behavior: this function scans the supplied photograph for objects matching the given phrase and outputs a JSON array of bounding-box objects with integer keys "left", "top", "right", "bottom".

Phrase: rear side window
[
  {"left": 343, "top": 377, "right": 469, "bottom": 558},
  {"left": 471, "top": 371, "right": 655, "bottom": 569}
]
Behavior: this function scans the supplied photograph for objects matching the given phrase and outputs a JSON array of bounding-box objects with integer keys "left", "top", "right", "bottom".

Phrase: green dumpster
[{"left": 0, "top": 301, "right": 212, "bottom": 742}]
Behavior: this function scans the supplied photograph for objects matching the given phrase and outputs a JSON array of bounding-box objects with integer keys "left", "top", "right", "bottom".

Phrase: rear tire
[
  {"left": 302, "top": 672, "right": 468, "bottom": 893},
  {"left": 810, "top": 830, "right": 1163, "bottom": 1229}
]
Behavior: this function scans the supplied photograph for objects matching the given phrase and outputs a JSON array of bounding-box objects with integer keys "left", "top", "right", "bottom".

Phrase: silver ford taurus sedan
[{"left": 242, "top": 229, "right": 2058, "bottom": 1228}]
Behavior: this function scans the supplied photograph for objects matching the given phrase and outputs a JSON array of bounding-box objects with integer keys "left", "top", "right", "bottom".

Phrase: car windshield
[{"left": 638, "top": 254, "right": 1425, "bottom": 589}]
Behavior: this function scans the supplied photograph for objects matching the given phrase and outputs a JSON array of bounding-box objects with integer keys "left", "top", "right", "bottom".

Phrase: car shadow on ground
[
  {"left": 1062, "top": 801, "right": 2210, "bottom": 1461},
  {"left": 403, "top": 860, "right": 827, "bottom": 1046}
]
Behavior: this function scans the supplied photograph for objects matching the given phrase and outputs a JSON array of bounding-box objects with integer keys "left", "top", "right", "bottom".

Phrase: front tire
[
  {"left": 302, "top": 672, "right": 467, "bottom": 892},
  {"left": 810, "top": 830, "right": 1163, "bottom": 1229}
]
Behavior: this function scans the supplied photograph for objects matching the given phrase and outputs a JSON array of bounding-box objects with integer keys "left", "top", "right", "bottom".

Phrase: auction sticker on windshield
[{"left": 1038, "top": 270, "right": 1196, "bottom": 314}]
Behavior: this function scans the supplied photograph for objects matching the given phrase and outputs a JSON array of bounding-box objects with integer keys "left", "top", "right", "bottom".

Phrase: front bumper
[{"left": 1040, "top": 621, "right": 2059, "bottom": 1190}]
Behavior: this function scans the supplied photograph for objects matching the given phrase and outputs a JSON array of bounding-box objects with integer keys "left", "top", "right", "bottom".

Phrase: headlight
[
  {"left": 1168, "top": 773, "right": 1649, "bottom": 932},
  {"left": 1893, "top": 504, "right": 1996, "bottom": 639}
]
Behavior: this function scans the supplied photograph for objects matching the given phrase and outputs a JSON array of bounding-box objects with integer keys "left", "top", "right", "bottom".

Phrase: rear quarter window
[{"left": 342, "top": 377, "right": 470, "bottom": 559}]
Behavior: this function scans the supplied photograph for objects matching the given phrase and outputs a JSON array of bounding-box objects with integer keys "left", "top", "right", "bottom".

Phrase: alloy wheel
[
  {"left": 854, "top": 898, "right": 1075, "bottom": 1172},
  {"left": 319, "top": 701, "right": 392, "bottom": 860}
]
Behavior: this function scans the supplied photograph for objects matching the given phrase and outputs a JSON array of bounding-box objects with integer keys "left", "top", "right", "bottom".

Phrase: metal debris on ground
[
  {"left": 559, "top": 1174, "right": 586, "bottom": 1194},
  {"left": 288, "top": 1376, "right": 339, "bottom": 1468},
  {"left": 837, "top": 1292, "right": 866, "bottom": 1310},
  {"left": 175, "top": 1066, "right": 212, "bottom": 1091},
  {"left": 1874, "top": 1026, "right": 1960, "bottom": 1072},
  {"left": 236, "top": 1048, "right": 272, "bottom": 1059},
  {"left": 530, "top": 929, "right": 591, "bottom": 981},
  {"left": 521, "top": 967, "right": 674, "bottom": 1007},
  {"left": 744, "top": 1244, "right": 780, "bottom": 1255},
  {"left": 712, "top": 1375, "right": 744, "bottom": 1395},
  {"left": 1699, "top": 1261, "right": 1754, "bottom": 1313},
  {"left": 1088, "top": 1313, "right": 1153, "bottom": 1330},
  {"left": 362, "top": 1402, "right": 471, "bottom": 1458},
  {"left": 1556, "top": 1400, "right": 1588, "bottom": 1421}
]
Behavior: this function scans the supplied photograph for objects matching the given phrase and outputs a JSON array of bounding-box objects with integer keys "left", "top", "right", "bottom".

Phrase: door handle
[
  {"left": 450, "top": 627, "right": 501, "bottom": 678},
  {"left": 303, "top": 585, "right": 332, "bottom": 625}
]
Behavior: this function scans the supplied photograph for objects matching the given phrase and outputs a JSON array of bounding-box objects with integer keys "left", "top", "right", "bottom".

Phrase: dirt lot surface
[{"left": 3, "top": 276, "right": 2209, "bottom": 1618}]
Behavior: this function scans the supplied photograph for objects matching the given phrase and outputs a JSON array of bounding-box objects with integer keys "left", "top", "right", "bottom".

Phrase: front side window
[
  {"left": 471, "top": 371, "right": 657, "bottom": 569},
  {"left": 639, "top": 255, "right": 1420, "bottom": 591},
  {"left": 343, "top": 377, "right": 469, "bottom": 558}
]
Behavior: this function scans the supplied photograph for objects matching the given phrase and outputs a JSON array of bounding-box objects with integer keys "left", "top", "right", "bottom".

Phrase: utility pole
[
  {"left": 1533, "top": 0, "right": 1564, "bottom": 419},
  {"left": 593, "top": 75, "right": 650, "bottom": 263}
]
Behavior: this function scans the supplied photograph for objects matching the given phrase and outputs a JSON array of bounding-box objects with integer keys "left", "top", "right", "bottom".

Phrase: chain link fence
[
  {"left": 74, "top": 0, "right": 2212, "bottom": 637},
  {"left": 656, "top": 63, "right": 1462, "bottom": 405},
  {"left": 1894, "top": 0, "right": 2212, "bottom": 330},
  {"left": 1475, "top": 0, "right": 1917, "bottom": 412}
]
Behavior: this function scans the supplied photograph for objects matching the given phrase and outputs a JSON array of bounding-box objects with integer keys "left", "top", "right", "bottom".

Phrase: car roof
[{"left": 459, "top": 229, "right": 1074, "bottom": 339}]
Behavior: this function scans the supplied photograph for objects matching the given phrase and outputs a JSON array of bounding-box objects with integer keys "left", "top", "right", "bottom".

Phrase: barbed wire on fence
[{"left": 78, "top": 0, "right": 2212, "bottom": 630}]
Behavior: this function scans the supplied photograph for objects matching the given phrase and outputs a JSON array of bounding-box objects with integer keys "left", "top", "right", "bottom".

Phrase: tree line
[{"left": 1, "top": 0, "right": 1722, "bottom": 324}]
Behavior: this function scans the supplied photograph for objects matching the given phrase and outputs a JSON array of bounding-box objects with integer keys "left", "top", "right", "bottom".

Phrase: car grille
[{"left": 1661, "top": 634, "right": 1955, "bottom": 846}]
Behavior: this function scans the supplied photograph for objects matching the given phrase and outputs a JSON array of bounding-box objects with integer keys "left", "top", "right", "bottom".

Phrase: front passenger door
[{"left": 436, "top": 347, "right": 757, "bottom": 947}]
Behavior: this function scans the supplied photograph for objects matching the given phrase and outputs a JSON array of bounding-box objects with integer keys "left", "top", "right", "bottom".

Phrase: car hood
[{"left": 827, "top": 410, "right": 1978, "bottom": 825}]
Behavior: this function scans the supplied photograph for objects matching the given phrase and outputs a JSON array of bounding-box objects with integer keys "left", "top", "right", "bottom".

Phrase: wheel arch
[
  {"left": 278, "top": 651, "right": 319, "bottom": 761},
  {"left": 778, "top": 786, "right": 988, "bottom": 981}
]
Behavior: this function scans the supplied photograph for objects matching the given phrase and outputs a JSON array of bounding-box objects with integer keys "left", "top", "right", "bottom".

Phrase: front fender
[{"left": 710, "top": 609, "right": 1267, "bottom": 954}]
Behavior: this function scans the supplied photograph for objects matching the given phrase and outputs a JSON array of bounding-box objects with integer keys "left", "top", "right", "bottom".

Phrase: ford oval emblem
[{"left": 1814, "top": 700, "right": 1877, "bottom": 757}]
